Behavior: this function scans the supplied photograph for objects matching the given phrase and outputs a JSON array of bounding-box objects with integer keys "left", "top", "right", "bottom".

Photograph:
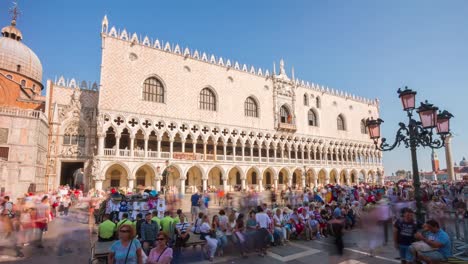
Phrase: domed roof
[
  {"left": 460, "top": 157, "right": 468, "bottom": 167},
  {"left": 0, "top": 20, "right": 42, "bottom": 83}
]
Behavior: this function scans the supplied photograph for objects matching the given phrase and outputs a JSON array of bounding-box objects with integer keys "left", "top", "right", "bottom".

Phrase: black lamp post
[{"left": 366, "top": 86, "right": 453, "bottom": 224}]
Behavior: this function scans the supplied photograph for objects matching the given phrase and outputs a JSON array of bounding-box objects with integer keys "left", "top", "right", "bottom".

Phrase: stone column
[
  {"left": 313, "top": 175, "right": 318, "bottom": 187},
  {"left": 98, "top": 134, "right": 105, "bottom": 156},
  {"left": 445, "top": 135, "right": 455, "bottom": 181},
  {"left": 169, "top": 139, "right": 174, "bottom": 158},
  {"left": 203, "top": 142, "right": 207, "bottom": 160},
  {"left": 241, "top": 144, "right": 245, "bottom": 161},
  {"left": 223, "top": 179, "right": 228, "bottom": 191},
  {"left": 223, "top": 144, "right": 227, "bottom": 160},
  {"left": 213, "top": 143, "right": 217, "bottom": 161},
  {"left": 232, "top": 145, "right": 236, "bottom": 159},
  {"left": 274, "top": 178, "right": 278, "bottom": 190},
  {"left": 193, "top": 142, "right": 196, "bottom": 155},
  {"left": 181, "top": 140, "right": 186, "bottom": 153},
  {"left": 258, "top": 178, "right": 263, "bottom": 192},
  {"left": 130, "top": 135, "right": 135, "bottom": 157},
  {"left": 250, "top": 145, "right": 254, "bottom": 159},
  {"left": 273, "top": 148, "right": 277, "bottom": 163},
  {"left": 144, "top": 136, "right": 149, "bottom": 158},
  {"left": 155, "top": 178, "right": 161, "bottom": 192},
  {"left": 301, "top": 149, "right": 305, "bottom": 164},
  {"left": 301, "top": 174, "right": 306, "bottom": 189},
  {"left": 241, "top": 178, "right": 246, "bottom": 191},
  {"left": 128, "top": 179, "right": 134, "bottom": 191},
  {"left": 157, "top": 138, "right": 162, "bottom": 158},
  {"left": 95, "top": 180, "right": 103, "bottom": 190},
  {"left": 202, "top": 179, "right": 207, "bottom": 192},
  {"left": 180, "top": 179, "right": 185, "bottom": 194},
  {"left": 288, "top": 148, "right": 292, "bottom": 160},
  {"left": 115, "top": 136, "right": 121, "bottom": 156},
  {"left": 266, "top": 147, "right": 270, "bottom": 161}
]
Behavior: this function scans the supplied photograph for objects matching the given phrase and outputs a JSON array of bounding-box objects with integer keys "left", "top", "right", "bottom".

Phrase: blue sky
[{"left": 2, "top": 0, "right": 467, "bottom": 175}]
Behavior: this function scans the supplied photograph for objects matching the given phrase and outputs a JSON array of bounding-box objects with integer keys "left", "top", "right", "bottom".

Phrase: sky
[{"left": 1, "top": 0, "right": 467, "bottom": 175}]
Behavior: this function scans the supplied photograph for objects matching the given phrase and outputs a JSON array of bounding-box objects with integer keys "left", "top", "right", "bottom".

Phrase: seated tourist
[
  {"left": 98, "top": 214, "right": 116, "bottom": 241},
  {"left": 175, "top": 214, "right": 191, "bottom": 248},
  {"left": 412, "top": 219, "right": 452, "bottom": 263},
  {"left": 147, "top": 231, "right": 173, "bottom": 264}
]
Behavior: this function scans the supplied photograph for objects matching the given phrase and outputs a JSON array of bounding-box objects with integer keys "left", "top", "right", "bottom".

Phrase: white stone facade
[{"left": 87, "top": 17, "right": 384, "bottom": 193}]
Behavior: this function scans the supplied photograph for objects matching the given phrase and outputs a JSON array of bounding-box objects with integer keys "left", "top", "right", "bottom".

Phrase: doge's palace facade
[{"left": 87, "top": 16, "right": 384, "bottom": 193}]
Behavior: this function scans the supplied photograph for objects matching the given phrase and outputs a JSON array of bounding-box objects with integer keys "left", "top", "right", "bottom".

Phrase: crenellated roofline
[
  {"left": 52, "top": 75, "right": 99, "bottom": 91},
  {"left": 100, "top": 15, "right": 379, "bottom": 107}
]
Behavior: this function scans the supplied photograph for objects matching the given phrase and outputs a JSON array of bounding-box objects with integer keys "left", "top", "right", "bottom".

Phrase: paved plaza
[{"left": 0, "top": 195, "right": 405, "bottom": 264}]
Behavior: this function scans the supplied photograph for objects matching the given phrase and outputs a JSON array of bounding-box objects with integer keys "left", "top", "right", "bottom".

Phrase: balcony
[
  {"left": 277, "top": 122, "right": 297, "bottom": 132},
  {"left": 100, "top": 148, "right": 381, "bottom": 168}
]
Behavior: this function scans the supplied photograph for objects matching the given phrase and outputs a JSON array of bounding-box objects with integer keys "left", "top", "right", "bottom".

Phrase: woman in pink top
[{"left": 147, "top": 231, "right": 173, "bottom": 264}]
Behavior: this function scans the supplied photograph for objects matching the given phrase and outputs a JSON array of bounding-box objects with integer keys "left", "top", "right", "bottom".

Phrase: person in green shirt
[
  {"left": 160, "top": 211, "right": 175, "bottom": 235},
  {"left": 98, "top": 214, "right": 116, "bottom": 241},
  {"left": 151, "top": 211, "right": 161, "bottom": 226}
]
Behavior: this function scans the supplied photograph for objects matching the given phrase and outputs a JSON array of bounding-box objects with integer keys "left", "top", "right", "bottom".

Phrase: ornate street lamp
[{"left": 366, "top": 87, "right": 453, "bottom": 224}]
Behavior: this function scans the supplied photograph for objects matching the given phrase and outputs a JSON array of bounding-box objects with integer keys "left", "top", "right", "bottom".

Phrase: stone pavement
[{"left": 0, "top": 205, "right": 91, "bottom": 264}]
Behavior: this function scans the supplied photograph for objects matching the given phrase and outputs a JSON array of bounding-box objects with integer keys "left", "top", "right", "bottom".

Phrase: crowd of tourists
[
  {"left": 0, "top": 184, "right": 83, "bottom": 258},
  {"left": 89, "top": 180, "right": 467, "bottom": 264},
  {"left": 0, "top": 180, "right": 465, "bottom": 262}
]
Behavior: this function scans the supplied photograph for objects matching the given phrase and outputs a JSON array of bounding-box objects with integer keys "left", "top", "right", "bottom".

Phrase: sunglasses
[
  {"left": 120, "top": 230, "right": 131, "bottom": 233},
  {"left": 156, "top": 238, "right": 165, "bottom": 241}
]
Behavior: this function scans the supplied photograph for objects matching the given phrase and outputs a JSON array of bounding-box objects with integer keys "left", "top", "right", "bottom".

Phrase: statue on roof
[{"left": 279, "top": 59, "right": 286, "bottom": 75}]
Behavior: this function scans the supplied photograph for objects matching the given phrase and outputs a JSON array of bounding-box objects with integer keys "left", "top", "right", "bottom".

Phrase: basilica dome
[
  {"left": 0, "top": 20, "right": 42, "bottom": 84},
  {"left": 460, "top": 157, "right": 468, "bottom": 167}
]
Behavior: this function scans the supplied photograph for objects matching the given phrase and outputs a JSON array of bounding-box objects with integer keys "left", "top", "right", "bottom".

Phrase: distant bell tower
[{"left": 431, "top": 149, "right": 440, "bottom": 172}]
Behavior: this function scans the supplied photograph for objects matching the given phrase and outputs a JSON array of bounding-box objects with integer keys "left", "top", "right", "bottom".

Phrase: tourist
[
  {"left": 212, "top": 215, "right": 227, "bottom": 256},
  {"left": 191, "top": 212, "right": 203, "bottom": 234},
  {"left": 140, "top": 213, "right": 160, "bottom": 255},
  {"left": 98, "top": 214, "right": 116, "bottom": 242},
  {"left": 35, "top": 196, "right": 50, "bottom": 248},
  {"left": 307, "top": 214, "right": 319, "bottom": 240},
  {"left": 160, "top": 211, "right": 174, "bottom": 236},
  {"left": 413, "top": 219, "right": 452, "bottom": 263},
  {"left": 117, "top": 213, "right": 132, "bottom": 230},
  {"left": 174, "top": 214, "right": 190, "bottom": 248},
  {"left": 329, "top": 215, "right": 345, "bottom": 255},
  {"left": 190, "top": 191, "right": 200, "bottom": 222},
  {"left": 393, "top": 208, "right": 417, "bottom": 264},
  {"left": 108, "top": 224, "right": 143, "bottom": 264},
  {"left": 273, "top": 208, "right": 287, "bottom": 244},
  {"left": 134, "top": 213, "right": 144, "bottom": 239},
  {"left": 234, "top": 213, "right": 248, "bottom": 258},
  {"left": 199, "top": 215, "right": 218, "bottom": 262},
  {"left": 255, "top": 206, "right": 271, "bottom": 257},
  {"left": 147, "top": 231, "right": 173, "bottom": 264}
]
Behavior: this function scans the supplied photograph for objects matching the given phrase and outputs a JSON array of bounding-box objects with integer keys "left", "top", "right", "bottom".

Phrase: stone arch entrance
[
  {"left": 207, "top": 166, "right": 223, "bottom": 190},
  {"left": 104, "top": 163, "right": 129, "bottom": 190},
  {"left": 227, "top": 166, "right": 242, "bottom": 191},
  {"left": 263, "top": 168, "right": 275, "bottom": 189},
  {"left": 278, "top": 168, "right": 289, "bottom": 189},
  {"left": 186, "top": 166, "right": 203, "bottom": 193},
  {"left": 161, "top": 164, "right": 181, "bottom": 190},
  {"left": 318, "top": 169, "right": 327, "bottom": 186},
  {"left": 339, "top": 170, "right": 347, "bottom": 185},
  {"left": 246, "top": 167, "right": 261, "bottom": 190},
  {"left": 306, "top": 169, "right": 316, "bottom": 188},
  {"left": 134, "top": 164, "right": 156, "bottom": 189},
  {"left": 329, "top": 169, "right": 338, "bottom": 184}
]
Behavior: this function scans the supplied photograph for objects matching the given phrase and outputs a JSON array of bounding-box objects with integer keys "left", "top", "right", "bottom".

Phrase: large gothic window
[
  {"left": 337, "top": 114, "right": 346, "bottom": 131},
  {"left": 63, "top": 125, "right": 86, "bottom": 147},
  {"left": 280, "top": 105, "right": 292, "bottom": 123},
  {"left": 199, "top": 88, "right": 216, "bottom": 111},
  {"left": 360, "top": 119, "right": 367, "bottom": 134},
  {"left": 244, "top": 97, "right": 258, "bottom": 117},
  {"left": 143, "top": 77, "right": 165, "bottom": 103},
  {"left": 308, "top": 109, "right": 318, "bottom": 126},
  {"left": 303, "top": 94, "right": 309, "bottom": 106},
  {"left": 316, "top": 97, "right": 321, "bottom": 108}
]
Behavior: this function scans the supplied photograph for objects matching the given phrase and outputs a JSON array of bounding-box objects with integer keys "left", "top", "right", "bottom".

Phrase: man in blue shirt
[
  {"left": 190, "top": 191, "right": 200, "bottom": 222},
  {"left": 414, "top": 219, "right": 451, "bottom": 263}
]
